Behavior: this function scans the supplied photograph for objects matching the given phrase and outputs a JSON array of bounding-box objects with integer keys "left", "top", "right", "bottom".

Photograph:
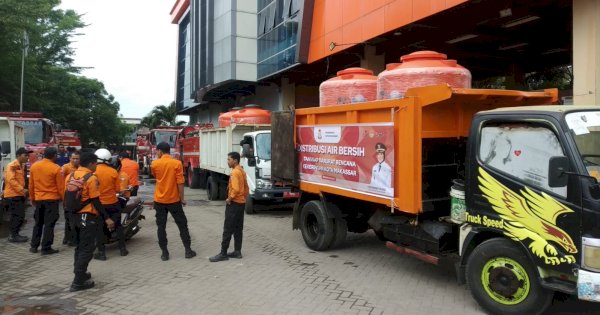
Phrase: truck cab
[
  {"left": 458, "top": 106, "right": 600, "bottom": 313},
  {"left": 240, "top": 131, "right": 298, "bottom": 214}
]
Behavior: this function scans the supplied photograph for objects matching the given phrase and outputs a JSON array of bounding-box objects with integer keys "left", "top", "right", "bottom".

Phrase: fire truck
[
  {"left": 138, "top": 126, "right": 184, "bottom": 175},
  {"left": 0, "top": 112, "right": 58, "bottom": 165},
  {"left": 176, "top": 123, "right": 213, "bottom": 188},
  {"left": 55, "top": 129, "right": 82, "bottom": 150}
]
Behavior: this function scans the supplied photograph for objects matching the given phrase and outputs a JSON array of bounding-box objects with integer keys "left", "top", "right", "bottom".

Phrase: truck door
[{"left": 467, "top": 116, "right": 582, "bottom": 271}]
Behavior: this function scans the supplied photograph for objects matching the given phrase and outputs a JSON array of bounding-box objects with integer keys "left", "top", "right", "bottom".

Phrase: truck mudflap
[
  {"left": 253, "top": 187, "right": 299, "bottom": 201},
  {"left": 578, "top": 269, "right": 600, "bottom": 302}
]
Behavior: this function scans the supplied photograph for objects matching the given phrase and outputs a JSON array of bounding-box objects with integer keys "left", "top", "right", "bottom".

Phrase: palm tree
[{"left": 141, "top": 102, "right": 186, "bottom": 128}]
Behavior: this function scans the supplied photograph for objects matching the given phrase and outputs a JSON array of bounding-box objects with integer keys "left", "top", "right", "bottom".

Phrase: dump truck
[
  {"left": 271, "top": 84, "right": 600, "bottom": 315},
  {"left": 0, "top": 117, "right": 25, "bottom": 225},
  {"left": 199, "top": 124, "right": 297, "bottom": 213}
]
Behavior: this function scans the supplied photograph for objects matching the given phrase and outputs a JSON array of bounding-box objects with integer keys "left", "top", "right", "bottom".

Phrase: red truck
[
  {"left": 176, "top": 123, "right": 213, "bottom": 188},
  {"left": 0, "top": 112, "right": 58, "bottom": 165},
  {"left": 55, "top": 129, "right": 82, "bottom": 150},
  {"left": 138, "top": 126, "right": 184, "bottom": 175}
]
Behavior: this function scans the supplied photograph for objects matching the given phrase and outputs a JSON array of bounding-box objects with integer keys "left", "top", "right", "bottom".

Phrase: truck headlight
[
  {"left": 256, "top": 179, "right": 272, "bottom": 189},
  {"left": 583, "top": 237, "right": 600, "bottom": 271}
]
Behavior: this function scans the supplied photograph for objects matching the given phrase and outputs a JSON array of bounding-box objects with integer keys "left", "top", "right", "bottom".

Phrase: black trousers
[
  {"left": 154, "top": 202, "right": 191, "bottom": 250},
  {"left": 221, "top": 202, "right": 245, "bottom": 254},
  {"left": 30, "top": 200, "right": 59, "bottom": 250},
  {"left": 97, "top": 203, "right": 125, "bottom": 252},
  {"left": 6, "top": 197, "right": 25, "bottom": 236},
  {"left": 64, "top": 209, "right": 75, "bottom": 244},
  {"left": 73, "top": 213, "right": 98, "bottom": 283}
]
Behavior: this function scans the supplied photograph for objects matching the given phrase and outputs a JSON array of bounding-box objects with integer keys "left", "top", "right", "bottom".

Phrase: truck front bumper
[
  {"left": 578, "top": 269, "right": 600, "bottom": 302},
  {"left": 253, "top": 187, "right": 299, "bottom": 201}
]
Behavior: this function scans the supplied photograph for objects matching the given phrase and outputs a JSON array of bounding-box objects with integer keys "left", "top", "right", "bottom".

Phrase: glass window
[
  {"left": 21, "top": 120, "right": 43, "bottom": 145},
  {"left": 152, "top": 131, "right": 178, "bottom": 147},
  {"left": 565, "top": 111, "right": 600, "bottom": 181},
  {"left": 479, "top": 122, "right": 567, "bottom": 197},
  {"left": 255, "top": 133, "right": 271, "bottom": 160}
]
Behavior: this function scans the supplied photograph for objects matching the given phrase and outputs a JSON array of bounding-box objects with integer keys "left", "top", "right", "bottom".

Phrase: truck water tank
[
  {"left": 377, "top": 51, "right": 471, "bottom": 100},
  {"left": 218, "top": 107, "right": 242, "bottom": 128},
  {"left": 231, "top": 105, "right": 271, "bottom": 125},
  {"left": 319, "top": 67, "right": 377, "bottom": 106}
]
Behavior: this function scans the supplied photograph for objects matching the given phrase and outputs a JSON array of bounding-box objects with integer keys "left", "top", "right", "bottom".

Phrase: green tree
[
  {"left": 141, "top": 102, "right": 186, "bottom": 128},
  {"left": 0, "top": 0, "right": 129, "bottom": 147}
]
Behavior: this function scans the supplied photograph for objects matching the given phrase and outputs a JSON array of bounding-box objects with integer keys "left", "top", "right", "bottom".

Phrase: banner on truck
[{"left": 297, "top": 123, "right": 394, "bottom": 197}]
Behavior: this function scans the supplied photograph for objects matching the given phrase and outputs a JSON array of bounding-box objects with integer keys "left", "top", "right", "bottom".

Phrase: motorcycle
[{"left": 105, "top": 195, "right": 145, "bottom": 244}]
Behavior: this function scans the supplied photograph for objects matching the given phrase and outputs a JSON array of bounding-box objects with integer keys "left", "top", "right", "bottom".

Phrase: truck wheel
[
  {"left": 330, "top": 217, "right": 347, "bottom": 249},
  {"left": 218, "top": 182, "right": 228, "bottom": 200},
  {"left": 198, "top": 172, "right": 207, "bottom": 189},
  {"left": 245, "top": 197, "right": 256, "bottom": 214},
  {"left": 299, "top": 201, "right": 334, "bottom": 251},
  {"left": 188, "top": 167, "right": 200, "bottom": 189},
  {"left": 206, "top": 176, "right": 219, "bottom": 201},
  {"left": 184, "top": 167, "right": 190, "bottom": 187},
  {"left": 466, "top": 238, "right": 552, "bottom": 315}
]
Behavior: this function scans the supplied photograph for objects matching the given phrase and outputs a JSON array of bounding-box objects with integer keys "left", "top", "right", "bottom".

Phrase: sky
[{"left": 58, "top": 0, "right": 180, "bottom": 119}]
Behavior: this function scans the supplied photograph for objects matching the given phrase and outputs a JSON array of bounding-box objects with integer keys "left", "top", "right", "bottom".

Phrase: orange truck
[{"left": 272, "top": 84, "right": 600, "bottom": 314}]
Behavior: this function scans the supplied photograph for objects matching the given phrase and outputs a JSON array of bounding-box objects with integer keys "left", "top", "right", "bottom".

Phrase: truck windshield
[
  {"left": 256, "top": 133, "right": 271, "bottom": 160},
  {"left": 565, "top": 111, "right": 600, "bottom": 180},
  {"left": 21, "top": 120, "right": 43, "bottom": 144},
  {"left": 153, "top": 131, "right": 177, "bottom": 147}
]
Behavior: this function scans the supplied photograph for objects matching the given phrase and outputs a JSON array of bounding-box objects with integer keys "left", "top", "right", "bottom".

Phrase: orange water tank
[
  {"left": 218, "top": 107, "right": 242, "bottom": 127},
  {"left": 319, "top": 67, "right": 378, "bottom": 106},
  {"left": 231, "top": 105, "right": 271, "bottom": 125},
  {"left": 377, "top": 51, "right": 471, "bottom": 100}
]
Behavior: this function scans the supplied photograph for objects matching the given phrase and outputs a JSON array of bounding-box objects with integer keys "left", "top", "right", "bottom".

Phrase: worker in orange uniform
[
  {"left": 93, "top": 148, "right": 128, "bottom": 260},
  {"left": 209, "top": 152, "right": 248, "bottom": 262},
  {"left": 4, "top": 147, "right": 33, "bottom": 242},
  {"left": 61, "top": 150, "right": 80, "bottom": 246},
  {"left": 29, "top": 147, "right": 64, "bottom": 255},
  {"left": 118, "top": 151, "right": 139, "bottom": 196},
  {"left": 69, "top": 152, "right": 115, "bottom": 292},
  {"left": 151, "top": 142, "right": 196, "bottom": 261}
]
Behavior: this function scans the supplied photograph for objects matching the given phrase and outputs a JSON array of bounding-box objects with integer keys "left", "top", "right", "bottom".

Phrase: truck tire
[
  {"left": 218, "top": 182, "right": 228, "bottom": 200},
  {"left": 198, "top": 171, "right": 207, "bottom": 189},
  {"left": 330, "top": 217, "right": 347, "bottom": 249},
  {"left": 299, "top": 200, "right": 334, "bottom": 251},
  {"left": 206, "top": 176, "right": 219, "bottom": 201},
  {"left": 184, "top": 166, "right": 190, "bottom": 187},
  {"left": 188, "top": 167, "right": 200, "bottom": 189},
  {"left": 245, "top": 196, "right": 256, "bottom": 214},
  {"left": 466, "top": 238, "right": 553, "bottom": 315}
]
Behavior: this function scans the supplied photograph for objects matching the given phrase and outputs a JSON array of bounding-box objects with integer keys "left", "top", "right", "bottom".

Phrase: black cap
[
  {"left": 156, "top": 142, "right": 170, "bottom": 153},
  {"left": 375, "top": 143, "right": 386, "bottom": 152},
  {"left": 16, "top": 147, "right": 33, "bottom": 155}
]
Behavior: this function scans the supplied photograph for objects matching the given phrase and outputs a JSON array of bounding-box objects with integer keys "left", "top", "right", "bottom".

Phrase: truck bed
[{"left": 272, "top": 84, "right": 558, "bottom": 215}]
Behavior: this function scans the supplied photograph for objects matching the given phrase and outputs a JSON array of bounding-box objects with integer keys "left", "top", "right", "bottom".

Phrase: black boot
[
  {"left": 161, "top": 249, "right": 169, "bottom": 261},
  {"left": 227, "top": 250, "right": 242, "bottom": 259},
  {"left": 209, "top": 252, "right": 229, "bottom": 262},
  {"left": 93, "top": 251, "right": 107, "bottom": 261},
  {"left": 8, "top": 234, "right": 28, "bottom": 243},
  {"left": 41, "top": 248, "right": 59, "bottom": 255},
  {"left": 185, "top": 249, "right": 196, "bottom": 259},
  {"left": 70, "top": 279, "right": 95, "bottom": 292},
  {"left": 120, "top": 248, "right": 129, "bottom": 256}
]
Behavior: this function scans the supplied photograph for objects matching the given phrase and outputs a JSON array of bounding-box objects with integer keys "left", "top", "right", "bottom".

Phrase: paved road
[{"left": 1, "top": 180, "right": 600, "bottom": 314}]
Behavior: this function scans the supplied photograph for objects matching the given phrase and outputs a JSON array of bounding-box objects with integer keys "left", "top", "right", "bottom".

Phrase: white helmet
[{"left": 95, "top": 148, "right": 112, "bottom": 164}]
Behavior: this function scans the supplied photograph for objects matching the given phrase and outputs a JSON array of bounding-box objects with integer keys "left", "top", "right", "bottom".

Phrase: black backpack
[{"left": 64, "top": 173, "right": 94, "bottom": 212}]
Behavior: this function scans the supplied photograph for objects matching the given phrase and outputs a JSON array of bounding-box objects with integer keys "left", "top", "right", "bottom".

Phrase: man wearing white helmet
[{"left": 93, "top": 148, "right": 128, "bottom": 260}]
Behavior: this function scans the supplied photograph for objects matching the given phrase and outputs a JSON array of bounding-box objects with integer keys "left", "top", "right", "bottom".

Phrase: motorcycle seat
[{"left": 123, "top": 196, "right": 142, "bottom": 213}]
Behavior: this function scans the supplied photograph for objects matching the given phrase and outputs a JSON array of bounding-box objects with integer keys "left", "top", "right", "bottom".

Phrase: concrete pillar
[
  {"left": 360, "top": 45, "right": 385, "bottom": 74},
  {"left": 573, "top": 0, "right": 600, "bottom": 105},
  {"left": 281, "top": 77, "right": 296, "bottom": 110}
]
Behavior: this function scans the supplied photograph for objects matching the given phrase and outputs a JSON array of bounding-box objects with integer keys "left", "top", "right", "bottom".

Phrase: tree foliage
[
  {"left": 140, "top": 102, "right": 186, "bottom": 129},
  {"left": 0, "top": 0, "right": 128, "bottom": 146}
]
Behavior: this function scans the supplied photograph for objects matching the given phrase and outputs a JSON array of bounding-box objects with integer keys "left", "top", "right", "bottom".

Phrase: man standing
[
  {"left": 93, "top": 148, "right": 128, "bottom": 260},
  {"left": 69, "top": 152, "right": 115, "bottom": 292},
  {"left": 118, "top": 151, "right": 139, "bottom": 196},
  {"left": 4, "top": 147, "right": 32, "bottom": 242},
  {"left": 29, "top": 147, "right": 64, "bottom": 255},
  {"left": 209, "top": 152, "right": 249, "bottom": 262},
  {"left": 61, "top": 151, "right": 80, "bottom": 246},
  {"left": 152, "top": 142, "right": 196, "bottom": 261},
  {"left": 55, "top": 144, "right": 69, "bottom": 167}
]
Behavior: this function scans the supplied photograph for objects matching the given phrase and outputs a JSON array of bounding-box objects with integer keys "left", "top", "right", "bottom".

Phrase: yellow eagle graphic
[{"left": 478, "top": 168, "right": 577, "bottom": 265}]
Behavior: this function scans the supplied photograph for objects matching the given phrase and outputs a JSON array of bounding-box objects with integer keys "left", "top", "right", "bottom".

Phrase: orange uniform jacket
[
  {"left": 3, "top": 159, "right": 26, "bottom": 198},
  {"left": 29, "top": 158, "right": 64, "bottom": 201},
  {"left": 71, "top": 167, "right": 102, "bottom": 216},
  {"left": 94, "top": 163, "right": 120, "bottom": 205},
  {"left": 151, "top": 154, "right": 184, "bottom": 204},
  {"left": 119, "top": 171, "right": 131, "bottom": 198},
  {"left": 228, "top": 165, "right": 249, "bottom": 204},
  {"left": 61, "top": 162, "right": 78, "bottom": 178},
  {"left": 120, "top": 158, "right": 139, "bottom": 187}
]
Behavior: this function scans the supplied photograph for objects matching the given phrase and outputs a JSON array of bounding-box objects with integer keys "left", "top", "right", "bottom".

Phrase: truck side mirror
[
  {"left": 548, "top": 156, "right": 569, "bottom": 187},
  {"left": 1, "top": 141, "right": 10, "bottom": 155},
  {"left": 242, "top": 143, "right": 256, "bottom": 167}
]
